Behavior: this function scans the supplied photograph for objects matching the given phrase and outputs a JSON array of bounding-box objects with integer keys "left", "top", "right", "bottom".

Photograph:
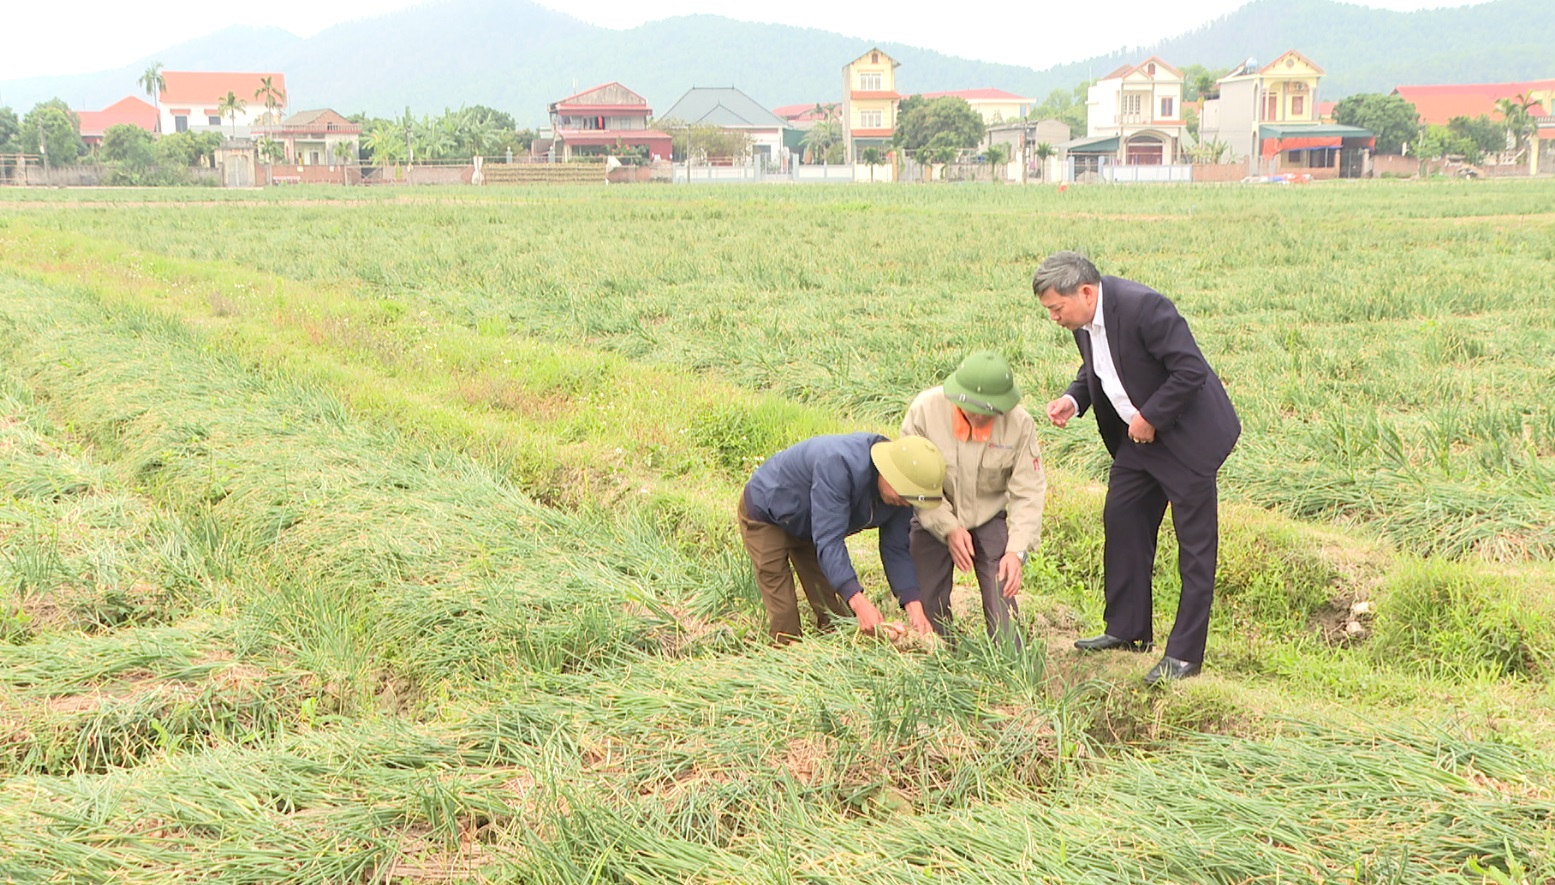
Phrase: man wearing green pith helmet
[
  {"left": 901, "top": 351, "right": 1046, "bottom": 646},
  {"left": 739, "top": 434, "right": 947, "bottom": 642}
]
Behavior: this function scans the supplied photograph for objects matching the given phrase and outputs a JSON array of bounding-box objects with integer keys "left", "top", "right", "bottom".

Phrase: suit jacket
[{"left": 1063, "top": 276, "right": 1240, "bottom": 476}]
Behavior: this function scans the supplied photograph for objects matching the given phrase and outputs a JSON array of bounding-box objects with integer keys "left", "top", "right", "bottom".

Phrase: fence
[
  {"left": 1101, "top": 163, "right": 1193, "bottom": 183},
  {"left": 0, "top": 158, "right": 221, "bottom": 187},
  {"left": 672, "top": 161, "right": 857, "bottom": 184}
]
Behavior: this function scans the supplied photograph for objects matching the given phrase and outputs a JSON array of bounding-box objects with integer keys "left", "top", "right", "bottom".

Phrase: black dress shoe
[
  {"left": 1073, "top": 633, "right": 1152, "bottom": 652},
  {"left": 1144, "top": 656, "right": 1202, "bottom": 686}
]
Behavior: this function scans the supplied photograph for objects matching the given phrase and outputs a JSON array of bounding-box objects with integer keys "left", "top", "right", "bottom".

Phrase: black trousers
[
  {"left": 910, "top": 514, "right": 1021, "bottom": 647},
  {"left": 1102, "top": 439, "right": 1220, "bottom": 664}
]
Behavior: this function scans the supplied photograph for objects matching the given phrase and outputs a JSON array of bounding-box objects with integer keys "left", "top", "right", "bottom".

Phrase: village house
[
  {"left": 543, "top": 82, "right": 672, "bottom": 162},
  {"left": 76, "top": 96, "right": 159, "bottom": 147},
  {"left": 1083, "top": 57, "right": 1188, "bottom": 165},
  {"left": 1199, "top": 50, "right": 1373, "bottom": 177},
  {"left": 1393, "top": 79, "right": 1555, "bottom": 173},
  {"left": 841, "top": 48, "right": 901, "bottom": 162},
  {"left": 251, "top": 109, "right": 361, "bottom": 166},
  {"left": 158, "top": 71, "right": 288, "bottom": 137},
  {"left": 659, "top": 86, "right": 792, "bottom": 168}
]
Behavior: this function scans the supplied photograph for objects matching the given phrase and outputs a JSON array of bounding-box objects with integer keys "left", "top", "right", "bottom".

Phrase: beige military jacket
[{"left": 900, "top": 386, "right": 1046, "bottom": 555}]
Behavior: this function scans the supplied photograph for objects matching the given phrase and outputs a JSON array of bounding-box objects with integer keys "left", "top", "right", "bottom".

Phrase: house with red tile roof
[
  {"left": 1392, "top": 80, "right": 1553, "bottom": 126},
  {"left": 76, "top": 97, "right": 159, "bottom": 147},
  {"left": 1393, "top": 80, "right": 1555, "bottom": 173},
  {"left": 544, "top": 82, "right": 671, "bottom": 162},
  {"left": 914, "top": 89, "right": 1031, "bottom": 125},
  {"left": 159, "top": 71, "right": 288, "bottom": 137}
]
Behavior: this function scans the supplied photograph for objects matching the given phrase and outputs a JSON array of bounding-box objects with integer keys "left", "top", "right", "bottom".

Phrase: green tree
[
  {"left": 798, "top": 104, "right": 842, "bottom": 164},
  {"left": 1031, "top": 141, "right": 1055, "bottom": 180},
  {"left": 1446, "top": 114, "right": 1504, "bottom": 163},
  {"left": 100, "top": 124, "right": 155, "bottom": 165},
  {"left": 984, "top": 142, "right": 1009, "bottom": 182},
  {"left": 256, "top": 136, "right": 286, "bottom": 164},
  {"left": 0, "top": 106, "right": 19, "bottom": 153},
  {"left": 217, "top": 91, "right": 247, "bottom": 138},
  {"left": 1028, "top": 81, "right": 1092, "bottom": 135},
  {"left": 859, "top": 145, "right": 884, "bottom": 181},
  {"left": 664, "top": 119, "right": 751, "bottom": 162},
  {"left": 1180, "top": 64, "right": 1229, "bottom": 102},
  {"left": 138, "top": 62, "right": 166, "bottom": 132},
  {"left": 365, "top": 122, "right": 407, "bottom": 167},
  {"left": 156, "top": 130, "right": 221, "bottom": 167},
  {"left": 19, "top": 99, "right": 85, "bottom": 164},
  {"left": 253, "top": 76, "right": 286, "bottom": 125},
  {"left": 465, "top": 104, "right": 516, "bottom": 132},
  {"left": 1494, "top": 94, "right": 1538, "bottom": 162},
  {"left": 1333, "top": 93, "right": 1420, "bottom": 155},
  {"left": 894, "top": 95, "right": 985, "bottom": 161}
]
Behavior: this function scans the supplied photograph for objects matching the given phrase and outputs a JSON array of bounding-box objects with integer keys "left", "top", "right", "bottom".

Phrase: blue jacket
[{"left": 744, "top": 432, "right": 920, "bottom": 605}]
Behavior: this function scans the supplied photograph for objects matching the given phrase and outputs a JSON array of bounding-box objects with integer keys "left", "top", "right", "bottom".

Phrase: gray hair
[{"left": 1032, "top": 251, "right": 1101, "bottom": 296}]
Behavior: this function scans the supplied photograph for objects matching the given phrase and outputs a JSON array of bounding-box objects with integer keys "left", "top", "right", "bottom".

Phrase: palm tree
[
  {"left": 217, "top": 91, "right": 247, "bottom": 139},
  {"left": 1032, "top": 141, "right": 1055, "bottom": 180},
  {"left": 860, "top": 146, "right": 884, "bottom": 181},
  {"left": 985, "top": 142, "right": 1009, "bottom": 182},
  {"left": 365, "top": 124, "right": 406, "bottom": 167},
  {"left": 253, "top": 76, "right": 286, "bottom": 125},
  {"left": 138, "top": 62, "right": 166, "bottom": 133},
  {"left": 1494, "top": 93, "right": 1538, "bottom": 163},
  {"left": 801, "top": 119, "right": 842, "bottom": 164}
]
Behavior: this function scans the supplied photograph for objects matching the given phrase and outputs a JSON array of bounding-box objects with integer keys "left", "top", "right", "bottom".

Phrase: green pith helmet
[
  {"left": 942, "top": 350, "right": 1021, "bottom": 415},
  {"left": 870, "top": 436, "right": 946, "bottom": 509}
]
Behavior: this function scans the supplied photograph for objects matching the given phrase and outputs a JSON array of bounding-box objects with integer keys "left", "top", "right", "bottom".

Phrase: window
[
  {"left": 174, "top": 115, "right": 188, "bottom": 133},
  {"left": 1291, "top": 95, "right": 1305, "bottom": 116},
  {"left": 1121, "top": 93, "right": 1143, "bottom": 119},
  {"left": 860, "top": 72, "right": 882, "bottom": 91},
  {"left": 860, "top": 109, "right": 882, "bottom": 128},
  {"left": 1160, "top": 96, "right": 1174, "bottom": 118},
  {"left": 208, "top": 116, "right": 222, "bottom": 126}
]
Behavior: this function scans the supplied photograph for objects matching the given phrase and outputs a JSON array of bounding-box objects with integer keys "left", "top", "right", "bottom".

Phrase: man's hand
[
  {"left": 997, "top": 551, "right": 1024, "bottom": 599},
  {"left": 946, "top": 527, "right": 975, "bottom": 572},
  {"left": 848, "top": 593, "right": 885, "bottom": 635},
  {"left": 1046, "top": 396, "right": 1077, "bottom": 428},
  {"left": 903, "top": 600, "right": 934, "bottom": 635},
  {"left": 1127, "top": 414, "right": 1157, "bottom": 444}
]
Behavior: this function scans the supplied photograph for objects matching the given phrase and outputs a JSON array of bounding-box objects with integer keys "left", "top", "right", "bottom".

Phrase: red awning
[{"left": 1262, "top": 136, "right": 1341, "bottom": 157}]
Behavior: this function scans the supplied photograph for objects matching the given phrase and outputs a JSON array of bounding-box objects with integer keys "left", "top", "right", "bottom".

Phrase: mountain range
[{"left": 2, "top": 0, "right": 1550, "bottom": 126}]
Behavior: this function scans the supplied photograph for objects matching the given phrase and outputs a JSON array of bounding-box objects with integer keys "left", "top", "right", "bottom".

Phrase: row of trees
[
  {"left": 354, "top": 106, "right": 536, "bottom": 165},
  {"left": 0, "top": 100, "right": 88, "bottom": 166},
  {"left": 1334, "top": 91, "right": 1542, "bottom": 164}
]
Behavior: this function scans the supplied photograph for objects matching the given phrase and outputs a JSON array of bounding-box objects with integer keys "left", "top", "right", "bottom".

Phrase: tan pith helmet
[{"left": 870, "top": 436, "right": 946, "bottom": 509}]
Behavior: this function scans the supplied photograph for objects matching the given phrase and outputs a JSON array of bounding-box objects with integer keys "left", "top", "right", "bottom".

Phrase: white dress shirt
[{"left": 1066, "top": 283, "right": 1141, "bottom": 424}]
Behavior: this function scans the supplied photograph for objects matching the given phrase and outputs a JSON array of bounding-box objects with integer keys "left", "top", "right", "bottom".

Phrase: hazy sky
[{"left": 3, "top": 0, "right": 1481, "bottom": 82}]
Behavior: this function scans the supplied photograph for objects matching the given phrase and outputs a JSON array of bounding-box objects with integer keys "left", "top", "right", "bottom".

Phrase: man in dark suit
[{"left": 1034, "top": 251, "right": 1240, "bottom": 685}]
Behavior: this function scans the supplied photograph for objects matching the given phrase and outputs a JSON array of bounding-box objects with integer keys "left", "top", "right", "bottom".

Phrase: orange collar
[{"left": 952, "top": 408, "right": 993, "bottom": 443}]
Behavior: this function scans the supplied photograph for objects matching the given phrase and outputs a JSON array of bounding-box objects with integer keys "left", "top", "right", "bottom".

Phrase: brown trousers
[{"left": 737, "top": 493, "right": 852, "bottom": 641}]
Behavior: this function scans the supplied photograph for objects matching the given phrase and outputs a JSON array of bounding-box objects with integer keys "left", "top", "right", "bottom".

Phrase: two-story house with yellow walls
[
  {"left": 1200, "top": 50, "right": 1374, "bottom": 177},
  {"left": 842, "top": 48, "right": 901, "bottom": 162},
  {"left": 1085, "top": 57, "right": 1187, "bottom": 165}
]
